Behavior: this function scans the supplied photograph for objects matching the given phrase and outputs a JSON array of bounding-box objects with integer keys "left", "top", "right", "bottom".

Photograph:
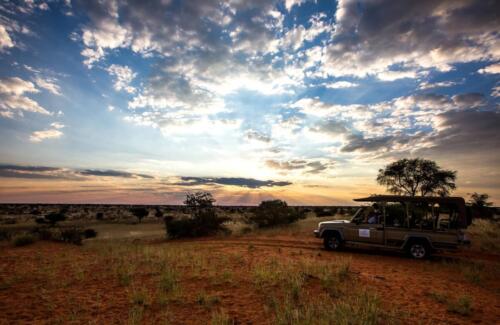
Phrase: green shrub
[
  {"left": 130, "top": 207, "right": 149, "bottom": 223},
  {"left": 210, "top": 309, "right": 233, "bottom": 325},
  {"left": 159, "top": 268, "right": 179, "bottom": 293},
  {"left": 0, "top": 229, "right": 12, "bottom": 241},
  {"left": 246, "top": 200, "right": 305, "bottom": 228},
  {"left": 12, "top": 233, "right": 36, "bottom": 247},
  {"left": 45, "top": 212, "right": 66, "bottom": 226},
  {"left": 32, "top": 227, "right": 53, "bottom": 240},
  {"left": 83, "top": 228, "right": 98, "bottom": 239},
  {"left": 314, "top": 207, "right": 337, "bottom": 217},
  {"left": 59, "top": 227, "right": 83, "bottom": 245},
  {"left": 447, "top": 295, "right": 472, "bottom": 316},
  {"left": 165, "top": 192, "right": 230, "bottom": 238}
]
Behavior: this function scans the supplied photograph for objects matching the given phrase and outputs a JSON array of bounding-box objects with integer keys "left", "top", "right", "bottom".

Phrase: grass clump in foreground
[
  {"left": 252, "top": 256, "right": 389, "bottom": 324},
  {"left": 11, "top": 233, "right": 36, "bottom": 247},
  {"left": 273, "top": 290, "right": 383, "bottom": 325},
  {"left": 427, "top": 291, "right": 473, "bottom": 317},
  {"left": 211, "top": 309, "right": 234, "bottom": 325},
  {"left": 460, "top": 261, "right": 485, "bottom": 285},
  {"left": 447, "top": 295, "right": 473, "bottom": 316},
  {"left": 466, "top": 219, "right": 500, "bottom": 253}
]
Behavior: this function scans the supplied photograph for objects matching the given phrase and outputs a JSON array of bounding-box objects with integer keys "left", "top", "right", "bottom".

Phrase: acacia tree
[
  {"left": 164, "top": 192, "right": 229, "bottom": 238},
  {"left": 468, "top": 192, "right": 493, "bottom": 219},
  {"left": 377, "top": 158, "right": 456, "bottom": 196},
  {"left": 469, "top": 192, "right": 493, "bottom": 208}
]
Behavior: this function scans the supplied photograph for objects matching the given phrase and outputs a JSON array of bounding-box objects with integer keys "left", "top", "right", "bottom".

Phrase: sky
[{"left": 0, "top": 0, "right": 499, "bottom": 205}]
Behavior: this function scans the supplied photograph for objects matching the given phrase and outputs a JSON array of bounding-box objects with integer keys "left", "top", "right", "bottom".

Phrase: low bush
[
  {"left": 314, "top": 207, "right": 338, "bottom": 217},
  {"left": 0, "top": 229, "right": 12, "bottom": 241},
  {"left": 447, "top": 295, "right": 472, "bottom": 316},
  {"left": 467, "top": 219, "right": 500, "bottom": 253},
  {"left": 96, "top": 212, "right": 104, "bottom": 220},
  {"left": 246, "top": 200, "right": 305, "bottom": 228},
  {"left": 35, "top": 217, "right": 47, "bottom": 224},
  {"left": 32, "top": 227, "right": 53, "bottom": 240},
  {"left": 45, "top": 212, "right": 66, "bottom": 226},
  {"left": 130, "top": 207, "right": 149, "bottom": 223},
  {"left": 58, "top": 227, "right": 83, "bottom": 245},
  {"left": 165, "top": 192, "right": 230, "bottom": 238},
  {"left": 11, "top": 233, "right": 36, "bottom": 247},
  {"left": 83, "top": 228, "right": 98, "bottom": 239}
]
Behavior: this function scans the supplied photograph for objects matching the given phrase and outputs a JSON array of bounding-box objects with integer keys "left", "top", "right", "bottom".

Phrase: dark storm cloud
[
  {"left": 174, "top": 176, "right": 291, "bottom": 188},
  {"left": 425, "top": 109, "right": 500, "bottom": 153},
  {"left": 341, "top": 134, "right": 412, "bottom": 153},
  {"left": 325, "top": 0, "right": 499, "bottom": 76},
  {"left": 0, "top": 165, "right": 60, "bottom": 172},
  {"left": 0, "top": 165, "right": 153, "bottom": 180},
  {"left": 0, "top": 165, "right": 68, "bottom": 179},
  {"left": 451, "top": 93, "right": 486, "bottom": 108},
  {"left": 79, "top": 169, "right": 153, "bottom": 179}
]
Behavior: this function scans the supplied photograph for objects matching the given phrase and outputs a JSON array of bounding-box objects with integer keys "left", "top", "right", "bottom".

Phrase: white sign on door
[{"left": 359, "top": 229, "right": 370, "bottom": 238}]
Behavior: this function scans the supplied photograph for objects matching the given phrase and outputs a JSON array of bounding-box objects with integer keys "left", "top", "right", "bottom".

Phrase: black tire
[
  {"left": 407, "top": 240, "right": 430, "bottom": 259},
  {"left": 323, "top": 234, "right": 342, "bottom": 251}
]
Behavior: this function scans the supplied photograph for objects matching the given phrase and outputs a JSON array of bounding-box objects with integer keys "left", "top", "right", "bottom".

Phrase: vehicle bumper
[{"left": 314, "top": 229, "right": 320, "bottom": 238}]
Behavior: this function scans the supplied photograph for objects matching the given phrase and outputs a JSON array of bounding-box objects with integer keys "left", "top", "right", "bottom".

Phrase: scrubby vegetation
[
  {"left": 164, "top": 192, "right": 230, "bottom": 238},
  {"left": 11, "top": 233, "right": 36, "bottom": 246},
  {"left": 467, "top": 219, "right": 500, "bottom": 253},
  {"left": 246, "top": 200, "right": 306, "bottom": 228},
  {"left": 130, "top": 207, "right": 149, "bottom": 223},
  {"left": 35, "top": 211, "right": 66, "bottom": 226}
]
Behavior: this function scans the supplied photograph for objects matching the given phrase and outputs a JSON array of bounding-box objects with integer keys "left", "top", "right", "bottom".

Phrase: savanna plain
[{"left": 0, "top": 205, "right": 499, "bottom": 325}]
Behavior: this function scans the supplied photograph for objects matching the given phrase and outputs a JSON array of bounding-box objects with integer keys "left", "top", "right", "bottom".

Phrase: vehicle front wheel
[
  {"left": 407, "top": 241, "right": 430, "bottom": 259},
  {"left": 323, "top": 234, "right": 342, "bottom": 251}
]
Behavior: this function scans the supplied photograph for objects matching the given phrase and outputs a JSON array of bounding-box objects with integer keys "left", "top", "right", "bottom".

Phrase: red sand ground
[{"left": 0, "top": 235, "right": 499, "bottom": 324}]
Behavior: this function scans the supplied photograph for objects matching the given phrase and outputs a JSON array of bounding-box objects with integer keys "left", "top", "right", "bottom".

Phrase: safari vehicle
[{"left": 314, "top": 195, "right": 472, "bottom": 259}]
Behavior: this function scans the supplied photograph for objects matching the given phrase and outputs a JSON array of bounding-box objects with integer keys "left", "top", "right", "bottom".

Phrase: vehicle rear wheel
[
  {"left": 407, "top": 241, "right": 430, "bottom": 259},
  {"left": 323, "top": 234, "right": 342, "bottom": 251}
]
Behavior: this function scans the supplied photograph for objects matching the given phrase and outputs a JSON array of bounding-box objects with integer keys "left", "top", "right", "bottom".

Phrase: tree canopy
[
  {"left": 377, "top": 158, "right": 456, "bottom": 196},
  {"left": 469, "top": 192, "right": 492, "bottom": 208}
]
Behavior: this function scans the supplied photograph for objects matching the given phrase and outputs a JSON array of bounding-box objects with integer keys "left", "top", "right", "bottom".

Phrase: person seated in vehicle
[{"left": 367, "top": 204, "right": 382, "bottom": 224}]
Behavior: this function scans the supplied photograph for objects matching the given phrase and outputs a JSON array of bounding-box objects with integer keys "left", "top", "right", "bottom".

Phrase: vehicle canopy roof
[
  {"left": 353, "top": 195, "right": 469, "bottom": 228},
  {"left": 354, "top": 195, "right": 465, "bottom": 205}
]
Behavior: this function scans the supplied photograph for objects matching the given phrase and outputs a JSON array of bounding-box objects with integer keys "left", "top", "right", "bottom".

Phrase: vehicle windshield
[{"left": 350, "top": 208, "right": 363, "bottom": 222}]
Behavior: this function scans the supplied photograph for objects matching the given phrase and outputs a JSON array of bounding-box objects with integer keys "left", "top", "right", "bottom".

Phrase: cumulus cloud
[
  {"left": 0, "top": 77, "right": 50, "bottom": 117},
  {"left": 311, "top": 119, "right": 349, "bottom": 136},
  {"left": 323, "top": 81, "right": 358, "bottom": 89},
  {"left": 478, "top": 63, "right": 500, "bottom": 74},
  {"left": 0, "top": 24, "right": 14, "bottom": 50},
  {"left": 284, "top": 0, "right": 306, "bottom": 12},
  {"left": 266, "top": 159, "right": 334, "bottom": 174},
  {"left": 451, "top": 93, "right": 485, "bottom": 108},
  {"left": 317, "top": 0, "right": 500, "bottom": 79},
  {"left": 281, "top": 14, "right": 330, "bottom": 51},
  {"left": 429, "top": 110, "right": 500, "bottom": 151},
  {"left": 106, "top": 64, "right": 136, "bottom": 93},
  {"left": 418, "top": 80, "right": 460, "bottom": 90},
  {"left": 245, "top": 129, "right": 271, "bottom": 143},
  {"left": 29, "top": 129, "right": 63, "bottom": 142},
  {"left": 34, "top": 77, "right": 61, "bottom": 95},
  {"left": 29, "top": 122, "right": 65, "bottom": 143}
]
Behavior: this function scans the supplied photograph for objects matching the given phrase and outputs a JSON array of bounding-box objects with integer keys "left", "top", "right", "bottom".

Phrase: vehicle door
[{"left": 344, "top": 207, "right": 384, "bottom": 244}]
